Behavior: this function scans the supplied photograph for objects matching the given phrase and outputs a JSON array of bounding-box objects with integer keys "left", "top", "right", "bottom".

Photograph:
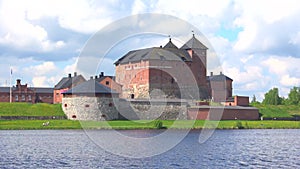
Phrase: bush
[
  {"left": 153, "top": 120, "right": 163, "bottom": 129},
  {"left": 235, "top": 121, "right": 244, "bottom": 129}
]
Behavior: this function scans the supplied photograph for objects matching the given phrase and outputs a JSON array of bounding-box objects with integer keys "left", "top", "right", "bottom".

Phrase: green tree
[
  {"left": 262, "top": 88, "right": 282, "bottom": 105},
  {"left": 287, "top": 87, "right": 300, "bottom": 105},
  {"left": 251, "top": 94, "right": 257, "bottom": 103}
]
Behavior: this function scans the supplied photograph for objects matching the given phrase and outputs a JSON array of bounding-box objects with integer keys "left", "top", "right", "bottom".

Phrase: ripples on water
[{"left": 0, "top": 129, "right": 299, "bottom": 168}]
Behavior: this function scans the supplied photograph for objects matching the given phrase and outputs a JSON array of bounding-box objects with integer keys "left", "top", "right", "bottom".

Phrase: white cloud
[
  {"left": 55, "top": 41, "right": 66, "bottom": 48},
  {"left": 0, "top": 1, "right": 67, "bottom": 51},
  {"left": 280, "top": 75, "right": 300, "bottom": 87},
  {"left": 131, "top": 0, "right": 147, "bottom": 15},
  {"left": 234, "top": 0, "right": 300, "bottom": 24},
  {"left": 262, "top": 56, "right": 300, "bottom": 87},
  {"left": 0, "top": 0, "right": 119, "bottom": 53},
  {"left": 289, "top": 31, "right": 300, "bottom": 45},
  {"left": 262, "top": 56, "right": 300, "bottom": 76},
  {"left": 16, "top": 0, "right": 114, "bottom": 34},
  {"left": 233, "top": 0, "right": 300, "bottom": 56},
  {"left": 224, "top": 65, "right": 264, "bottom": 85},
  {"left": 154, "top": 0, "right": 231, "bottom": 18},
  {"left": 24, "top": 62, "right": 57, "bottom": 76},
  {"left": 32, "top": 76, "right": 47, "bottom": 87},
  {"left": 240, "top": 54, "right": 253, "bottom": 64},
  {"left": 0, "top": 0, "right": 299, "bottom": 101}
]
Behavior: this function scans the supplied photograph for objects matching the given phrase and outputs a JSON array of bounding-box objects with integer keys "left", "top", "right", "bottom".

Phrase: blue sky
[{"left": 0, "top": 0, "right": 300, "bottom": 101}]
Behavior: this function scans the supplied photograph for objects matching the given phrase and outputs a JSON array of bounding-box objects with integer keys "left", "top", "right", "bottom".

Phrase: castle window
[
  {"left": 15, "top": 95, "right": 18, "bottom": 101},
  {"left": 85, "top": 104, "right": 90, "bottom": 108},
  {"left": 171, "top": 78, "right": 175, "bottom": 84},
  {"left": 28, "top": 95, "right": 31, "bottom": 101},
  {"left": 106, "top": 81, "right": 109, "bottom": 85},
  {"left": 64, "top": 104, "right": 67, "bottom": 107},
  {"left": 21, "top": 95, "right": 25, "bottom": 101}
]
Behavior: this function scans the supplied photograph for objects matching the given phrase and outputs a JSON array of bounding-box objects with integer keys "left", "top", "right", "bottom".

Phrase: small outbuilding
[{"left": 62, "top": 79, "right": 119, "bottom": 121}]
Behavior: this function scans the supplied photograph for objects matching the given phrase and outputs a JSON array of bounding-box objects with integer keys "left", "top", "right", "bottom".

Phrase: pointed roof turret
[
  {"left": 180, "top": 33, "right": 208, "bottom": 50},
  {"left": 163, "top": 36, "right": 178, "bottom": 49}
]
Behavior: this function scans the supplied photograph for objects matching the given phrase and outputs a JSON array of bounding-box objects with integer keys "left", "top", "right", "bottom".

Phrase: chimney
[
  {"left": 100, "top": 72, "right": 104, "bottom": 78},
  {"left": 95, "top": 75, "right": 98, "bottom": 79},
  {"left": 90, "top": 76, "right": 93, "bottom": 80},
  {"left": 16, "top": 79, "right": 21, "bottom": 87},
  {"left": 220, "top": 71, "right": 223, "bottom": 75},
  {"left": 210, "top": 72, "right": 213, "bottom": 76},
  {"left": 74, "top": 72, "right": 77, "bottom": 77},
  {"left": 68, "top": 73, "right": 71, "bottom": 78}
]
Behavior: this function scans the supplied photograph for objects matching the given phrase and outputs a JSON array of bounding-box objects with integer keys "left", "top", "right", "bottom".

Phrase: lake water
[{"left": 0, "top": 129, "right": 299, "bottom": 168}]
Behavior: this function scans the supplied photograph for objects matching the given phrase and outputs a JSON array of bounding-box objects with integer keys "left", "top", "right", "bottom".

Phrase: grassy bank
[
  {"left": 0, "top": 103, "right": 299, "bottom": 130},
  {"left": 0, "top": 103, "right": 65, "bottom": 116},
  {"left": 1, "top": 120, "right": 300, "bottom": 130},
  {"left": 1, "top": 102, "right": 299, "bottom": 119},
  {"left": 251, "top": 103, "right": 300, "bottom": 118},
  {"left": 0, "top": 120, "right": 81, "bottom": 130}
]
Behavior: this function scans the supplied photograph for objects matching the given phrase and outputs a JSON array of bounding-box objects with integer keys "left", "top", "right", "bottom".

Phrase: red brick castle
[{"left": 114, "top": 34, "right": 232, "bottom": 102}]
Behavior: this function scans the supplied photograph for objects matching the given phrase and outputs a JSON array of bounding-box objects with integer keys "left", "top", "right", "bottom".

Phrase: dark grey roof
[
  {"left": 63, "top": 79, "right": 118, "bottom": 94},
  {"left": 180, "top": 35, "right": 208, "bottom": 50},
  {"left": 54, "top": 75, "right": 86, "bottom": 89},
  {"left": 208, "top": 74, "right": 233, "bottom": 81},
  {"left": 114, "top": 47, "right": 192, "bottom": 65},
  {"left": 163, "top": 39, "right": 178, "bottom": 49},
  {"left": 31, "top": 87, "right": 53, "bottom": 94},
  {"left": 0, "top": 87, "right": 10, "bottom": 93},
  {"left": 54, "top": 77, "right": 69, "bottom": 89},
  {"left": 0, "top": 87, "right": 53, "bottom": 93}
]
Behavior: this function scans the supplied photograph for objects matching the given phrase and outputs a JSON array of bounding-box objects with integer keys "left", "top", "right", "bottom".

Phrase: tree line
[{"left": 252, "top": 87, "right": 300, "bottom": 105}]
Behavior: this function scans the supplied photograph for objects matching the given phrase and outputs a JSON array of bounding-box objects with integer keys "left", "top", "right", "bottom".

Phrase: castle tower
[{"left": 180, "top": 34, "right": 209, "bottom": 98}]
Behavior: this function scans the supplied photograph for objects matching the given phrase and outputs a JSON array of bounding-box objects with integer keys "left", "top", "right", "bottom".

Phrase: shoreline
[{"left": 1, "top": 119, "right": 299, "bottom": 130}]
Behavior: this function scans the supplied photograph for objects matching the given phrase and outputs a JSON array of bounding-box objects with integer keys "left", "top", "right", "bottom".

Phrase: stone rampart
[
  {"left": 117, "top": 99, "right": 188, "bottom": 120},
  {"left": 62, "top": 97, "right": 118, "bottom": 121}
]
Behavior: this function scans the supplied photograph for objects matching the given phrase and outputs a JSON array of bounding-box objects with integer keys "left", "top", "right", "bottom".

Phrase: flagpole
[{"left": 10, "top": 67, "right": 12, "bottom": 103}]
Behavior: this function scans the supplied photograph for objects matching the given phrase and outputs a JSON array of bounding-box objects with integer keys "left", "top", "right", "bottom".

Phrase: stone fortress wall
[
  {"left": 62, "top": 97, "right": 119, "bottom": 121},
  {"left": 62, "top": 96, "right": 259, "bottom": 121},
  {"left": 62, "top": 97, "right": 189, "bottom": 121}
]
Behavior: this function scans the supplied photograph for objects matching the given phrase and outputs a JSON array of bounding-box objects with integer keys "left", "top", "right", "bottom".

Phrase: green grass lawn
[
  {"left": 0, "top": 103, "right": 65, "bottom": 116},
  {"left": 0, "top": 120, "right": 81, "bottom": 130},
  {"left": 0, "top": 103, "right": 300, "bottom": 130},
  {"left": 2, "top": 120, "right": 298, "bottom": 130},
  {"left": 251, "top": 103, "right": 300, "bottom": 118}
]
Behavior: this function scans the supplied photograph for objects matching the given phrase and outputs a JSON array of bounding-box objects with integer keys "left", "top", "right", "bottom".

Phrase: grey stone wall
[
  {"left": 62, "top": 97, "right": 118, "bottom": 121},
  {"left": 62, "top": 96, "right": 187, "bottom": 121},
  {"left": 117, "top": 100, "right": 188, "bottom": 120}
]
